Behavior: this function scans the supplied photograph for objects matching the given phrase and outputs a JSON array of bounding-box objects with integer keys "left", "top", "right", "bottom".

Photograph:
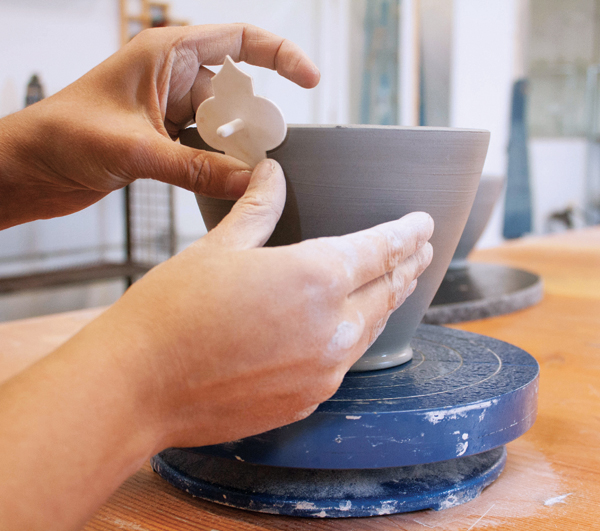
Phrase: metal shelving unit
[
  {"left": 0, "top": 182, "right": 175, "bottom": 295},
  {"left": 0, "top": 1, "right": 185, "bottom": 297}
]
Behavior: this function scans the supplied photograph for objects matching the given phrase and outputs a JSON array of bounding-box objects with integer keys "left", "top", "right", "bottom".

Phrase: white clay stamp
[{"left": 195, "top": 56, "right": 287, "bottom": 167}]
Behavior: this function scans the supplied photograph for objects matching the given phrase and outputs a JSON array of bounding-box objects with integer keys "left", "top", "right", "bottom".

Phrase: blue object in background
[{"left": 504, "top": 79, "right": 533, "bottom": 239}]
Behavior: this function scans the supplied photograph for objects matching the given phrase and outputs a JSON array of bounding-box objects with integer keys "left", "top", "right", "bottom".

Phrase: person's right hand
[
  {"left": 0, "top": 159, "right": 433, "bottom": 530},
  {"left": 82, "top": 158, "right": 434, "bottom": 451}
]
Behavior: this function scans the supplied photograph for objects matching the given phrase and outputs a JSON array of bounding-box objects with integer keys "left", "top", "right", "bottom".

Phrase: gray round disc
[{"left": 424, "top": 263, "right": 543, "bottom": 325}]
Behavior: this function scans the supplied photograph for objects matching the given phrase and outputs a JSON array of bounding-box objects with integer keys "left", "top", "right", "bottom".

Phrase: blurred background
[{"left": 0, "top": 0, "right": 598, "bottom": 321}]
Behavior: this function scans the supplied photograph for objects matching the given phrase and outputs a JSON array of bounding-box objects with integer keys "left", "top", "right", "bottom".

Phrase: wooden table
[{"left": 1, "top": 228, "right": 599, "bottom": 531}]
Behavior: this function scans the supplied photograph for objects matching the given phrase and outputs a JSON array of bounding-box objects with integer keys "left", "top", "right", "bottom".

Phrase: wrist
[
  {"left": 0, "top": 107, "right": 51, "bottom": 229},
  {"left": 67, "top": 308, "right": 168, "bottom": 459}
]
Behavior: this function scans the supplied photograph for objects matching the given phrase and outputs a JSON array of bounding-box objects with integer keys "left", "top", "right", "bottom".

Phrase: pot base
[{"left": 349, "top": 345, "right": 413, "bottom": 372}]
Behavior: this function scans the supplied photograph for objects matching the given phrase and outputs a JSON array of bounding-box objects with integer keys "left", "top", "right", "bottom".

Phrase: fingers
[
  {"left": 350, "top": 241, "right": 433, "bottom": 326},
  {"left": 142, "top": 135, "right": 253, "bottom": 199},
  {"left": 179, "top": 23, "right": 320, "bottom": 88},
  {"left": 164, "top": 66, "right": 215, "bottom": 137},
  {"left": 201, "top": 159, "right": 286, "bottom": 250},
  {"left": 317, "top": 212, "right": 435, "bottom": 292},
  {"left": 327, "top": 242, "right": 432, "bottom": 373},
  {"left": 164, "top": 24, "right": 320, "bottom": 130}
]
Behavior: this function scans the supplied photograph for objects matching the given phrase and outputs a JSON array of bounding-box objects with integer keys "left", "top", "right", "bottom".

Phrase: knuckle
[
  {"left": 382, "top": 235, "right": 399, "bottom": 272},
  {"left": 407, "top": 243, "right": 433, "bottom": 279},
  {"left": 294, "top": 243, "right": 348, "bottom": 295},
  {"left": 130, "top": 28, "right": 166, "bottom": 55},
  {"left": 368, "top": 311, "right": 392, "bottom": 347},
  {"left": 317, "top": 371, "right": 345, "bottom": 402},
  {"left": 235, "top": 194, "right": 282, "bottom": 226},
  {"left": 288, "top": 53, "right": 304, "bottom": 79},
  {"left": 238, "top": 193, "right": 278, "bottom": 215},
  {"left": 189, "top": 154, "right": 214, "bottom": 194},
  {"left": 292, "top": 403, "right": 319, "bottom": 423},
  {"left": 316, "top": 238, "right": 359, "bottom": 290},
  {"left": 420, "top": 242, "right": 434, "bottom": 270},
  {"left": 386, "top": 270, "right": 406, "bottom": 310},
  {"left": 135, "top": 26, "right": 176, "bottom": 45}
]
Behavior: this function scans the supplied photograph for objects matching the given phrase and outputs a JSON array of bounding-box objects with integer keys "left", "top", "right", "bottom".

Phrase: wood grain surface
[{"left": 1, "top": 227, "right": 598, "bottom": 530}]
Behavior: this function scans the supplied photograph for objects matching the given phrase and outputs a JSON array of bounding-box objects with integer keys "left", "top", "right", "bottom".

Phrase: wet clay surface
[{"left": 183, "top": 126, "right": 490, "bottom": 370}]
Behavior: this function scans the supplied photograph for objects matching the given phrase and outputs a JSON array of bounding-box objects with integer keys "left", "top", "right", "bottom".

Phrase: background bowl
[
  {"left": 180, "top": 125, "right": 489, "bottom": 371},
  {"left": 449, "top": 174, "right": 505, "bottom": 270}
]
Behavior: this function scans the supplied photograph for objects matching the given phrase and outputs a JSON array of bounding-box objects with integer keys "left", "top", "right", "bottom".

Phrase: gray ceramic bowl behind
[
  {"left": 450, "top": 174, "right": 505, "bottom": 270},
  {"left": 180, "top": 125, "right": 489, "bottom": 371}
]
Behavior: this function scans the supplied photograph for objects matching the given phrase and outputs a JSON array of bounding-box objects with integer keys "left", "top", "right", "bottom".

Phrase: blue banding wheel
[
  {"left": 152, "top": 446, "right": 506, "bottom": 517},
  {"left": 152, "top": 325, "right": 538, "bottom": 517}
]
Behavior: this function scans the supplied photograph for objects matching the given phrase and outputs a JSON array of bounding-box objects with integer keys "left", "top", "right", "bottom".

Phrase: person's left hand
[{"left": 0, "top": 24, "right": 319, "bottom": 228}]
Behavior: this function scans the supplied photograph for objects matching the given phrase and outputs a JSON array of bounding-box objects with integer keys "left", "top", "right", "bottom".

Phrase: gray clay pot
[
  {"left": 449, "top": 174, "right": 505, "bottom": 270},
  {"left": 180, "top": 125, "right": 489, "bottom": 371}
]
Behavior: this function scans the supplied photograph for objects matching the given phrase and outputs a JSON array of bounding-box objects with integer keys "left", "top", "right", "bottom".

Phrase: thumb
[
  {"left": 201, "top": 159, "right": 286, "bottom": 250},
  {"left": 143, "top": 135, "right": 253, "bottom": 200}
]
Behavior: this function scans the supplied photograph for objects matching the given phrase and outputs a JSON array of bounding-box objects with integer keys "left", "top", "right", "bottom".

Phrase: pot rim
[{"left": 284, "top": 124, "right": 490, "bottom": 134}]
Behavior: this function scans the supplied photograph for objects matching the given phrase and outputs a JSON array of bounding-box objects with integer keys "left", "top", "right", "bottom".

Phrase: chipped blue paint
[
  {"left": 152, "top": 326, "right": 537, "bottom": 517},
  {"left": 180, "top": 325, "right": 538, "bottom": 469}
]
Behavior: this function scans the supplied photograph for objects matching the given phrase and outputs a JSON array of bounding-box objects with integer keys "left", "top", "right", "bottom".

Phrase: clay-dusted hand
[
  {"left": 85, "top": 159, "right": 434, "bottom": 449},
  {"left": 0, "top": 162, "right": 433, "bottom": 531},
  {"left": 0, "top": 24, "right": 319, "bottom": 229}
]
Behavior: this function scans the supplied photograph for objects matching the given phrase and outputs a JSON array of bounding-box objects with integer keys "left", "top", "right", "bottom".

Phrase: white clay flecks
[
  {"left": 456, "top": 441, "right": 469, "bottom": 456},
  {"left": 295, "top": 501, "right": 317, "bottom": 510},
  {"left": 320, "top": 234, "right": 374, "bottom": 279},
  {"left": 424, "top": 400, "right": 498, "bottom": 425},
  {"left": 372, "top": 225, "right": 404, "bottom": 254},
  {"left": 368, "top": 310, "right": 393, "bottom": 349},
  {"left": 328, "top": 313, "right": 365, "bottom": 353},
  {"left": 437, "top": 493, "right": 466, "bottom": 510},
  {"left": 389, "top": 440, "right": 567, "bottom": 529},
  {"left": 372, "top": 212, "right": 434, "bottom": 253},
  {"left": 377, "top": 500, "right": 399, "bottom": 515},
  {"left": 544, "top": 493, "right": 572, "bottom": 506}
]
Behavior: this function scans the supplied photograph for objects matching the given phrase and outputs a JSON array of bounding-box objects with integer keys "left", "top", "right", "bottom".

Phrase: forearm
[
  {"left": 0, "top": 312, "right": 160, "bottom": 531},
  {"left": 0, "top": 107, "right": 53, "bottom": 230}
]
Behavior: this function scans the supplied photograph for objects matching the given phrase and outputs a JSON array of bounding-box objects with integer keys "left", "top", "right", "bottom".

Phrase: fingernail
[
  {"left": 225, "top": 170, "right": 252, "bottom": 198},
  {"left": 259, "top": 159, "right": 279, "bottom": 174},
  {"left": 406, "top": 212, "right": 435, "bottom": 237}
]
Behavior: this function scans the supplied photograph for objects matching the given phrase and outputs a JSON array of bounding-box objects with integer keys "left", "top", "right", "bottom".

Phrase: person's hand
[
  {"left": 83, "top": 159, "right": 434, "bottom": 450},
  {"left": 0, "top": 158, "right": 432, "bottom": 530},
  {"left": 0, "top": 24, "right": 320, "bottom": 228}
]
